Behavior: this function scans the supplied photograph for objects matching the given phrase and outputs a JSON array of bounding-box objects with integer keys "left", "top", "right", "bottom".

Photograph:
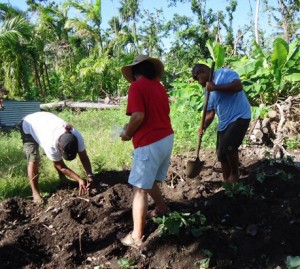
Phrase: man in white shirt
[{"left": 20, "top": 112, "right": 95, "bottom": 203}]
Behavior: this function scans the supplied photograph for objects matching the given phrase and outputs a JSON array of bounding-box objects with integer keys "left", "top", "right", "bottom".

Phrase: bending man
[{"left": 20, "top": 111, "right": 94, "bottom": 203}]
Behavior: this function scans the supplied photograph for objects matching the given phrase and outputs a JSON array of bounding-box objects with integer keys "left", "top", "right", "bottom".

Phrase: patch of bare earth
[{"left": 1, "top": 145, "right": 300, "bottom": 269}]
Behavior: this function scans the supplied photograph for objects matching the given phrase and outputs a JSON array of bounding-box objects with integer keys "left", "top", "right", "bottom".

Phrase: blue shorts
[{"left": 128, "top": 134, "right": 174, "bottom": 189}]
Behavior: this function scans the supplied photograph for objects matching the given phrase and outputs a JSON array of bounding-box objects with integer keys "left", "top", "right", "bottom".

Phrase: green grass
[
  {"left": 0, "top": 104, "right": 234, "bottom": 201},
  {"left": 2, "top": 103, "right": 299, "bottom": 202}
]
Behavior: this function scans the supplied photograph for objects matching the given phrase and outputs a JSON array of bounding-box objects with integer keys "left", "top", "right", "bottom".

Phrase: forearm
[
  {"left": 54, "top": 159, "right": 89, "bottom": 196},
  {"left": 121, "top": 112, "right": 144, "bottom": 140},
  {"left": 203, "top": 110, "right": 215, "bottom": 130},
  {"left": 204, "top": 117, "right": 214, "bottom": 129},
  {"left": 57, "top": 166, "right": 82, "bottom": 182},
  {"left": 208, "top": 80, "right": 243, "bottom": 93},
  {"left": 126, "top": 113, "right": 144, "bottom": 137}
]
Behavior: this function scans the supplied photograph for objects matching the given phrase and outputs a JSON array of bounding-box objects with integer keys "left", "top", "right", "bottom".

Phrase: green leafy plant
[
  {"left": 153, "top": 211, "right": 209, "bottom": 237},
  {"left": 267, "top": 156, "right": 295, "bottom": 167},
  {"left": 206, "top": 40, "right": 225, "bottom": 69},
  {"left": 256, "top": 172, "right": 268, "bottom": 183},
  {"left": 285, "top": 136, "right": 300, "bottom": 150},
  {"left": 223, "top": 182, "right": 253, "bottom": 198},
  {"left": 256, "top": 169, "right": 294, "bottom": 183},
  {"left": 195, "top": 249, "right": 213, "bottom": 269},
  {"left": 286, "top": 256, "right": 300, "bottom": 269},
  {"left": 251, "top": 105, "right": 270, "bottom": 119},
  {"left": 280, "top": 156, "right": 296, "bottom": 166},
  {"left": 274, "top": 170, "right": 294, "bottom": 181},
  {"left": 117, "top": 258, "right": 136, "bottom": 269},
  {"left": 232, "top": 38, "right": 300, "bottom": 105},
  {"left": 168, "top": 81, "right": 204, "bottom": 113}
]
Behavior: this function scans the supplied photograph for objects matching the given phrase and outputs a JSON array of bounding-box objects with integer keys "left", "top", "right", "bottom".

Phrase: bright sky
[
  {"left": 3, "top": 0, "right": 275, "bottom": 47},
  {"left": 4, "top": 0, "right": 273, "bottom": 28}
]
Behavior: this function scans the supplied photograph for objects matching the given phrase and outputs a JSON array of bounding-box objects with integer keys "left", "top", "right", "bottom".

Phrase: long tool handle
[{"left": 196, "top": 61, "right": 215, "bottom": 157}]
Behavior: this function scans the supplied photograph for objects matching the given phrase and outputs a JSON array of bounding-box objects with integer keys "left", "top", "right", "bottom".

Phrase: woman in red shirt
[{"left": 119, "top": 55, "right": 174, "bottom": 248}]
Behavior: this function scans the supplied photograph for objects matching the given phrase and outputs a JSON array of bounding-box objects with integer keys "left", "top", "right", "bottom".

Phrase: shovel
[{"left": 186, "top": 61, "right": 215, "bottom": 178}]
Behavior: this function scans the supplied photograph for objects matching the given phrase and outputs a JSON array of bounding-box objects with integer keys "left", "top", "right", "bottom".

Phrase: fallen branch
[{"left": 41, "top": 101, "right": 120, "bottom": 110}]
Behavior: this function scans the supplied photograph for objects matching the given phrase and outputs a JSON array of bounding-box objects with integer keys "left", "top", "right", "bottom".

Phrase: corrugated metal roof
[{"left": 0, "top": 100, "right": 40, "bottom": 127}]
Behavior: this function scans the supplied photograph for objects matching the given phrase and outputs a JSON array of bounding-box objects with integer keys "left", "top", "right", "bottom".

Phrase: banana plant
[
  {"left": 206, "top": 39, "right": 225, "bottom": 69},
  {"left": 232, "top": 38, "right": 300, "bottom": 105}
]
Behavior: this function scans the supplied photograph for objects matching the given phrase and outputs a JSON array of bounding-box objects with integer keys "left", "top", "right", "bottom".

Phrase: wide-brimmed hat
[
  {"left": 121, "top": 55, "right": 164, "bottom": 83},
  {"left": 59, "top": 132, "right": 78, "bottom": 161}
]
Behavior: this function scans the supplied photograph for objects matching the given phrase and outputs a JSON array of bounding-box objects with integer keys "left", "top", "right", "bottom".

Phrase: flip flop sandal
[{"left": 117, "top": 231, "right": 143, "bottom": 248}]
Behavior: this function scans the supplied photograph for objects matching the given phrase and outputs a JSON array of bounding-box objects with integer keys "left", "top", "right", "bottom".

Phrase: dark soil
[{"left": 1, "top": 145, "right": 300, "bottom": 269}]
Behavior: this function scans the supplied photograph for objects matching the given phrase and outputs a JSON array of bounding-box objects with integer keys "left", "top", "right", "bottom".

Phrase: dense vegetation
[{"left": 0, "top": 0, "right": 299, "bottom": 108}]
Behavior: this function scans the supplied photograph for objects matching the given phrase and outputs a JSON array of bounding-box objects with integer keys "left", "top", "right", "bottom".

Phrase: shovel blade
[{"left": 186, "top": 158, "right": 204, "bottom": 178}]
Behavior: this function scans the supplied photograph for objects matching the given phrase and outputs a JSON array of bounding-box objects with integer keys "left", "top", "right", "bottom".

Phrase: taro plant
[
  {"left": 286, "top": 256, "right": 300, "bottom": 269},
  {"left": 274, "top": 170, "right": 294, "bottom": 181},
  {"left": 256, "top": 172, "right": 268, "bottom": 183},
  {"left": 168, "top": 81, "right": 204, "bottom": 113},
  {"left": 223, "top": 182, "right": 253, "bottom": 198},
  {"left": 153, "top": 211, "right": 209, "bottom": 237},
  {"left": 266, "top": 155, "right": 295, "bottom": 166},
  {"left": 195, "top": 249, "right": 213, "bottom": 269},
  {"left": 117, "top": 258, "right": 136, "bottom": 269},
  {"left": 256, "top": 170, "right": 293, "bottom": 183}
]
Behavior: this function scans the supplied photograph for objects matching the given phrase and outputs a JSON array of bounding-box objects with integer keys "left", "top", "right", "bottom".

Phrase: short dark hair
[
  {"left": 192, "top": 64, "right": 209, "bottom": 80},
  {"left": 132, "top": 60, "right": 156, "bottom": 80}
]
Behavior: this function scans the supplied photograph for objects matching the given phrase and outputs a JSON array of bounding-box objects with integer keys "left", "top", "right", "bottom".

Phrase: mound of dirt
[{"left": 1, "top": 145, "right": 300, "bottom": 269}]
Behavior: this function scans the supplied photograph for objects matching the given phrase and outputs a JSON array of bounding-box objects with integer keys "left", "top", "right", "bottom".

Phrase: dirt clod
[{"left": 0, "top": 146, "right": 300, "bottom": 269}]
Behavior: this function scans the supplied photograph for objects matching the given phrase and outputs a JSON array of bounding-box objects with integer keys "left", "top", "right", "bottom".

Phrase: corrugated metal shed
[{"left": 0, "top": 100, "right": 40, "bottom": 128}]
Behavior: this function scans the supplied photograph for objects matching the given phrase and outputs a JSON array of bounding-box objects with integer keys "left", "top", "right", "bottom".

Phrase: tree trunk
[
  {"left": 278, "top": 0, "right": 290, "bottom": 42},
  {"left": 255, "top": 0, "right": 260, "bottom": 44},
  {"left": 32, "top": 53, "right": 44, "bottom": 96}
]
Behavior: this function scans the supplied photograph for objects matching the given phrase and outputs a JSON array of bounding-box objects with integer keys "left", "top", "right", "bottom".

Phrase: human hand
[
  {"left": 78, "top": 179, "right": 88, "bottom": 196},
  {"left": 86, "top": 174, "right": 94, "bottom": 189},
  {"left": 198, "top": 126, "right": 205, "bottom": 137},
  {"left": 206, "top": 81, "right": 215, "bottom": 92},
  {"left": 120, "top": 132, "right": 132, "bottom": 141},
  {"left": 120, "top": 123, "right": 132, "bottom": 141}
]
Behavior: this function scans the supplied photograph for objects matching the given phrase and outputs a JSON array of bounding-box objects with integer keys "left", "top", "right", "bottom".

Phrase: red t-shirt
[{"left": 126, "top": 77, "right": 174, "bottom": 149}]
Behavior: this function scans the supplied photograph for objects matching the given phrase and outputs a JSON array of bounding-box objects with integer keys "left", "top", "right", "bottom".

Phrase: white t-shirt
[{"left": 22, "top": 112, "right": 85, "bottom": 161}]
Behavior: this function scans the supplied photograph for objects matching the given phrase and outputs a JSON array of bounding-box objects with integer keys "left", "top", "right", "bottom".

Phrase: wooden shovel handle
[{"left": 196, "top": 61, "right": 215, "bottom": 157}]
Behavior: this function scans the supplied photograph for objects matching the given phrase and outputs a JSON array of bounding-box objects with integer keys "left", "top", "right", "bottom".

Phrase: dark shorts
[
  {"left": 19, "top": 121, "right": 40, "bottom": 163},
  {"left": 216, "top": 118, "right": 250, "bottom": 162}
]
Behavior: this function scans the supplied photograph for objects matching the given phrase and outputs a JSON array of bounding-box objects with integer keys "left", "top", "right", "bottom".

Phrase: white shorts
[{"left": 128, "top": 134, "right": 174, "bottom": 189}]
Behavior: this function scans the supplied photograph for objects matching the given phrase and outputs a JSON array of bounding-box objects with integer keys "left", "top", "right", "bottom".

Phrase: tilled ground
[{"left": 1, "top": 145, "right": 300, "bottom": 269}]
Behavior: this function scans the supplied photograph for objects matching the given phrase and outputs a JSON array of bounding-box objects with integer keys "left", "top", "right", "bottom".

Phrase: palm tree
[
  {"left": 64, "top": 0, "right": 103, "bottom": 55},
  {"left": 0, "top": 15, "right": 33, "bottom": 97},
  {"left": 106, "top": 16, "right": 136, "bottom": 56},
  {"left": 0, "top": 3, "right": 24, "bottom": 21},
  {"left": 119, "top": 0, "right": 141, "bottom": 53},
  {"left": 139, "top": 10, "right": 164, "bottom": 56}
]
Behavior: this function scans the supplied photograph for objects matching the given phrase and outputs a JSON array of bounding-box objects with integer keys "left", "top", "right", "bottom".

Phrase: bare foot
[
  {"left": 227, "top": 176, "right": 239, "bottom": 183},
  {"left": 33, "top": 195, "right": 44, "bottom": 204}
]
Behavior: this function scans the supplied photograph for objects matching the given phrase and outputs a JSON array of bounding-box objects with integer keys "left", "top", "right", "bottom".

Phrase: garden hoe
[{"left": 186, "top": 61, "right": 215, "bottom": 178}]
